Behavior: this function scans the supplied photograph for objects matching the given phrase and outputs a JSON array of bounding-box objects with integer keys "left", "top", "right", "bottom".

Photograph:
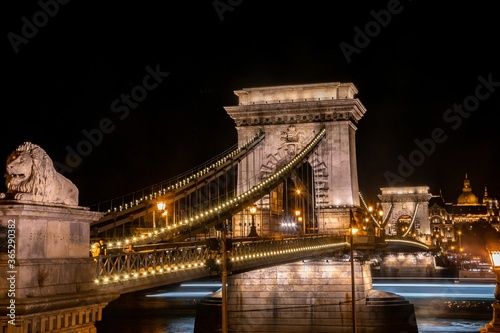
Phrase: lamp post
[
  {"left": 248, "top": 205, "right": 259, "bottom": 237},
  {"left": 349, "top": 210, "right": 359, "bottom": 333},
  {"left": 221, "top": 218, "right": 229, "bottom": 333},
  {"left": 157, "top": 201, "right": 166, "bottom": 228},
  {"left": 481, "top": 246, "right": 500, "bottom": 332},
  {"left": 457, "top": 230, "right": 463, "bottom": 254},
  {"left": 377, "top": 208, "right": 383, "bottom": 241},
  {"left": 296, "top": 189, "right": 306, "bottom": 234},
  {"left": 378, "top": 208, "right": 384, "bottom": 224},
  {"left": 295, "top": 210, "right": 303, "bottom": 234}
]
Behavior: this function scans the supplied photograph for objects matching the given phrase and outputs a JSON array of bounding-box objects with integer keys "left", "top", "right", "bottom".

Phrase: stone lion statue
[{"left": 0, "top": 142, "right": 79, "bottom": 206}]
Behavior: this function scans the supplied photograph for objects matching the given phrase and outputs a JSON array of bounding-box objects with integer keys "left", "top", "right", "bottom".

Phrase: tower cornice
[
  {"left": 225, "top": 98, "right": 366, "bottom": 126},
  {"left": 224, "top": 82, "right": 366, "bottom": 127}
]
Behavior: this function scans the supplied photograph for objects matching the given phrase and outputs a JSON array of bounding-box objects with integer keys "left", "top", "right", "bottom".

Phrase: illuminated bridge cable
[
  {"left": 116, "top": 127, "right": 327, "bottom": 246},
  {"left": 402, "top": 202, "right": 419, "bottom": 237},
  {"left": 168, "top": 128, "right": 327, "bottom": 239},
  {"left": 100, "top": 128, "right": 325, "bottom": 248},
  {"left": 91, "top": 130, "right": 265, "bottom": 214},
  {"left": 382, "top": 203, "right": 393, "bottom": 226},
  {"left": 359, "top": 191, "right": 393, "bottom": 228},
  {"left": 358, "top": 191, "right": 380, "bottom": 227},
  {"left": 359, "top": 191, "right": 392, "bottom": 227},
  {"left": 90, "top": 130, "right": 265, "bottom": 237}
]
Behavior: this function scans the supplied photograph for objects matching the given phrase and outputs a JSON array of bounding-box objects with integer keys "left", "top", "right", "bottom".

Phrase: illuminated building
[
  {"left": 377, "top": 175, "right": 499, "bottom": 248},
  {"left": 429, "top": 174, "right": 500, "bottom": 246}
]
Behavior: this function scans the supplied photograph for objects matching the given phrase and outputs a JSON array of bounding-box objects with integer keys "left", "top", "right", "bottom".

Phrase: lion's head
[
  {"left": 5, "top": 142, "right": 42, "bottom": 194},
  {"left": 3, "top": 142, "right": 78, "bottom": 206}
]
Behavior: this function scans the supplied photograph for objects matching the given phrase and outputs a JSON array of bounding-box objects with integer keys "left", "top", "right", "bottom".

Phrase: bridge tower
[
  {"left": 378, "top": 186, "right": 432, "bottom": 243},
  {"left": 224, "top": 82, "right": 367, "bottom": 237}
]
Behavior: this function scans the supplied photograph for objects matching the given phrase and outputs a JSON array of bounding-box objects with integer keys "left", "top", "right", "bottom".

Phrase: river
[{"left": 95, "top": 278, "right": 494, "bottom": 333}]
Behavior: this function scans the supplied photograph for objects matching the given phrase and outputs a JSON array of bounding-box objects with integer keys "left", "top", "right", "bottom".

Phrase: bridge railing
[
  {"left": 94, "top": 234, "right": 347, "bottom": 285},
  {"left": 96, "top": 245, "right": 214, "bottom": 281}
]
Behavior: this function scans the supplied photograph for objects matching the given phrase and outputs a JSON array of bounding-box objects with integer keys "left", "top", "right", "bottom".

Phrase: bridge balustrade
[
  {"left": 95, "top": 234, "right": 348, "bottom": 286},
  {"left": 96, "top": 245, "right": 213, "bottom": 281}
]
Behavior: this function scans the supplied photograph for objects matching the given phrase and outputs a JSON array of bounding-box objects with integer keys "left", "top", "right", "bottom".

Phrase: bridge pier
[
  {"left": 0, "top": 202, "right": 119, "bottom": 332},
  {"left": 195, "top": 259, "right": 419, "bottom": 332}
]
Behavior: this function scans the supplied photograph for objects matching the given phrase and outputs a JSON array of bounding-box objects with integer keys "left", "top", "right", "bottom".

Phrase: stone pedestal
[{"left": 0, "top": 201, "right": 119, "bottom": 332}]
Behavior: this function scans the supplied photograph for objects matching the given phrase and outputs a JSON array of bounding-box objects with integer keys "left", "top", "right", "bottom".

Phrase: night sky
[{"left": 3, "top": 1, "right": 499, "bottom": 207}]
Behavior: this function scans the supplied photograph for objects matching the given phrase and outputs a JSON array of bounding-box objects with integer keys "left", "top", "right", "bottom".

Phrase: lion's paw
[
  {"left": 14, "top": 193, "right": 33, "bottom": 201},
  {"left": 0, "top": 193, "right": 5, "bottom": 199}
]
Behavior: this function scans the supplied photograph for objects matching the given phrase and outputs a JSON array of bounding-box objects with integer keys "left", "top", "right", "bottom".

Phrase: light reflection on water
[
  {"left": 95, "top": 281, "right": 492, "bottom": 333},
  {"left": 418, "top": 318, "right": 490, "bottom": 332}
]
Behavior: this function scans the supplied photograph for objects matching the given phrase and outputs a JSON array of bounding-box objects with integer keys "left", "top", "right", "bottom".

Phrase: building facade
[
  {"left": 377, "top": 175, "right": 499, "bottom": 248},
  {"left": 428, "top": 174, "right": 499, "bottom": 248}
]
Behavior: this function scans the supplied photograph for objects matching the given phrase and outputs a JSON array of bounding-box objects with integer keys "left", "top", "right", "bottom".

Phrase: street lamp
[
  {"left": 376, "top": 208, "right": 383, "bottom": 239},
  {"left": 349, "top": 210, "right": 359, "bottom": 333},
  {"left": 481, "top": 246, "right": 500, "bottom": 332},
  {"left": 248, "top": 205, "right": 259, "bottom": 237},
  {"left": 378, "top": 208, "right": 384, "bottom": 222},
  {"left": 157, "top": 201, "right": 166, "bottom": 228},
  {"left": 294, "top": 209, "right": 303, "bottom": 233},
  {"left": 457, "top": 230, "right": 463, "bottom": 254}
]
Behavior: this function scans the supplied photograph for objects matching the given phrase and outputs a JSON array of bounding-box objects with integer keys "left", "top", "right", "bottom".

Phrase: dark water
[
  {"left": 97, "top": 311, "right": 489, "bottom": 333},
  {"left": 96, "top": 297, "right": 490, "bottom": 333},
  {"left": 95, "top": 284, "right": 491, "bottom": 333},
  {"left": 96, "top": 310, "right": 196, "bottom": 333},
  {"left": 95, "top": 292, "right": 198, "bottom": 333}
]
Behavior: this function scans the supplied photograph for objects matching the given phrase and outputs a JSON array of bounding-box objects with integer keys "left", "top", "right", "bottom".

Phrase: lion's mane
[{"left": 4, "top": 142, "right": 79, "bottom": 206}]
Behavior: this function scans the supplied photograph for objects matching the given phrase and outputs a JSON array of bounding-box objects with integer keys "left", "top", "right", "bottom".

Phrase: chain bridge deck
[{"left": 94, "top": 235, "right": 347, "bottom": 294}]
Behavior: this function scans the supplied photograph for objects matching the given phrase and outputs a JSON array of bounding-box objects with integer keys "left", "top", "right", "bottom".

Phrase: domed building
[
  {"left": 457, "top": 174, "right": 479, "bottom": 205},
  {"left": 451, "top": 174, "right": 494, "bottom": 224},
  {"left": 428, "top": 174, "right": 499, "bottom": 247}
]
